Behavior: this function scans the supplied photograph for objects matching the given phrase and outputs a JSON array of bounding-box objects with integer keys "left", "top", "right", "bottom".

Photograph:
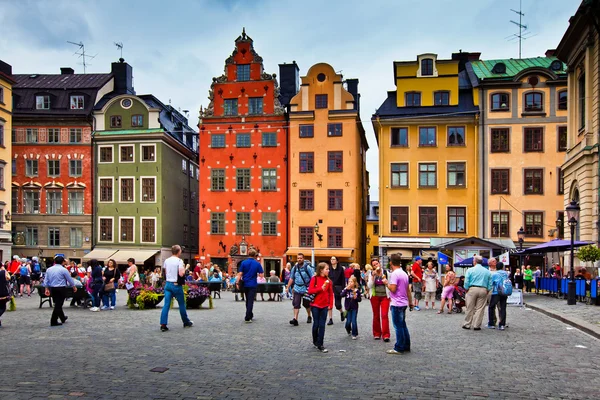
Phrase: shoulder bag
[{"left": 302, "top": 275, "right": 318, "bottom": 303}]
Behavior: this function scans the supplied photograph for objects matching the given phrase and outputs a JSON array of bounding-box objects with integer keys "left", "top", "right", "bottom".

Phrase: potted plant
[
  {"left": 127, "top": 286, "right": 165, "bottom": 310},
  {"left": 185, "top": 284, "right": 212, "bottom": 309}
]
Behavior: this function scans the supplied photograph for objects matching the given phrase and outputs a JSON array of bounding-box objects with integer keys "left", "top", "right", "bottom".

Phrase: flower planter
[
  {"left": 186, "top": 295, "right": 208, "bottom": 309},
  {"left": 141, "top": 294, "right": 164, "bottom": 309}
]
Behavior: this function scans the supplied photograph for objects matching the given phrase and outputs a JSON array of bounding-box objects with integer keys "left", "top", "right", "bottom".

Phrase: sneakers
[
  {"left": 413, "top": 306, "right": 420, "bottom": 311},
  {"left": 318, "top": 346, "right": 328, "bottom": 353},
  {"left": 289, "top": 319, "right": 299, "bottom": 326},
  {"left": 374, "top": 336, "right": 381, "bottom": 340},
  {"left": 383, "top": 338, "right": 390, "bottom": 343},
  {"left": 327, "top": 319, "right": 333, "bottom": 326},
  {"left": 387, "top": 349, "right": 404, "bottom": 355},
  {"left": 351, "top": 336, "right": 358, "bottom": 340},
  {"left": 90, "top": 307, "right": 100, "bottom": 312},
  {"left": 101, "top": 306, "right": 109, "bottom": 310},
  {"left": 184, "top": 321, "right": 194, "bottom": 328},
  {"left": 307, "top": 316, "right": 312, "bottom": 324},
  {"left": 425, "top": 306, "right": 430, "bottom": 310},
  {"left": 160, "top": 325, "right": 169, "bottom": 332},
  {"left": 487, "top": 324, "right": 496, "bottom": 329},
  {"left": 109, "top": 306, "right": 115, "bottom": 310},
  {"left": 346, "top": 327, "right": 351, "bottom": 335},
  {"left": 499, "top": 325, "right": 506, "bottom": 331},
  {"left": 50, "top": 322, "right": 63, "bottom": 327},
  {"left": 245, "top": 319, "right": 253, "bottom": 324}
]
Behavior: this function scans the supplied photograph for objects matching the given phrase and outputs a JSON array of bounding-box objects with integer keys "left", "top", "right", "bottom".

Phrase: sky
[{"left": 0, "top": 0, "right": 581, "bottom": 200}]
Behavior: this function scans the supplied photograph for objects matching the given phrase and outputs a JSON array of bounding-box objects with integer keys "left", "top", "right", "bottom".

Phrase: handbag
[{"left": 302, "top": 275, "right": 319, "bottom": 303}]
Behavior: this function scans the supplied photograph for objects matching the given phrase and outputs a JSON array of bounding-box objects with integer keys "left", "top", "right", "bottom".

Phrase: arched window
[
  {"left": 524, "top": 92, "right": 544, "bottom": 112},
  {"left": 421, "top": 59, "right": 433, "bottom": 76},
  {"left": 491, "top": 93, "right": 510, "bottom": 111}
]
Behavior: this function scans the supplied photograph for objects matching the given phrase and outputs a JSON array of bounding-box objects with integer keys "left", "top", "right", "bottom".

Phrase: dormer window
[
  {"left": 405, "top": 92, "right": 421, "bottom": 107},
  {"left": 36, "top": 95, "right": 50, "bottom": 110},
  {"left": 491, "top": 93, "right": 510, "bottom": 111},
  {"left": 524, "top": 92, "right": 543, "bottom": 112},
  {"left": 421, "top": 59, "right": 433, "bottom": 76},
  {"left": 237, "top": 64, "right": 250, "bottom": 82},
  {"left": 70, "top": 95, "right": 84, "bottom": 110}
]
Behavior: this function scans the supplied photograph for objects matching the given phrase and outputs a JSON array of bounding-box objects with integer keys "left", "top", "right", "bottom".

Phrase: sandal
[
  {"left": 447, "top": 311, "right": 453, "bottom": 314},
  {"left": 436, "top": 310, "right": 443, "bottom": 314}
]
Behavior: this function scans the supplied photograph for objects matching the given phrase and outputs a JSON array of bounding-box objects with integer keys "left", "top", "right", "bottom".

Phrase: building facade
[
  {"left": 366, "top": 200, "right": 379, "bottom": 262},
  {"left": 0, "top": 61, "right": 14, "bottom": 261},
  {"left": 198, "top": 30, "right": 289, "bottom": 274},
  {"left": 286, "top": 63, "right": 368, "bottom": 265}
]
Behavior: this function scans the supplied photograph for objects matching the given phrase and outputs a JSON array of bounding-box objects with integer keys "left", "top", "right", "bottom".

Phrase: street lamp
[
  {"left": 312, "top": 222, "right": 323, "bottom": 266},
  {"left": 517, "top": 227, "right": 525, "bottom": 251},
  {"left": 556, "top": 217, "right": 563, "bottom": 239},
  {"left": 566, "top": 200, "right": 580, "bottom": 305}
]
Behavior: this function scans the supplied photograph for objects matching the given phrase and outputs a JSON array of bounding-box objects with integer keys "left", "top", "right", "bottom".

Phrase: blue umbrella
[
  {"left": 454, "top": 257, "right": 489, "bottom": 267},
  {"left": 517, "top": 239, "right": 593, "bottom": 254}
]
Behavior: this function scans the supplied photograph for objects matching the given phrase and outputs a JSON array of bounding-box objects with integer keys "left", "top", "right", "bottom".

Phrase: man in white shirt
[{"left": 159, "top": 245, "right": 193, "bottom": 332}]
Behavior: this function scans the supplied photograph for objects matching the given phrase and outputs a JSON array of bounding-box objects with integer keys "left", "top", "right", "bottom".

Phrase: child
[
  {"left": 307, "top": 262, "right": 334, "bottom": 353},
  {"left": 341, "top": 276, "right": 362, "bottom": 339}
]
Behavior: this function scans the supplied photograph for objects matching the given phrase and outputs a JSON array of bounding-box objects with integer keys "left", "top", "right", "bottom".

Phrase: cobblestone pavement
[
  {"left": 1, "top": 291, "right": 599, "bottom": 400},
  {"left": 524, "top": 292, "right": 600, "bottom": 326}
]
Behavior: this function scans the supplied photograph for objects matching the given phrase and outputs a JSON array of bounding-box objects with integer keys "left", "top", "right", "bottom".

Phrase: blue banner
[{"left": 437, "top": 252, "right": 449, "bottom": 265}]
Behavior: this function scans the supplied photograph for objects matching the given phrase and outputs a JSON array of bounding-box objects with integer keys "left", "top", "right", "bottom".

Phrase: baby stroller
[{"left": 452, "top": 286, "right": 466, "bottom": 313}]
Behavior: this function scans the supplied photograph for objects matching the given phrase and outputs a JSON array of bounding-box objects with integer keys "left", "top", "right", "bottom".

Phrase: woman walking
[
  {"left": 0, "top": 263, "right": 11, "bottom": 327},
  {"left": 423, "top": 261, "right": 439, "bottom": 310},
  {"left": 307, "top": 262, "right": 334, "bottom": 353},
  {"left": 341, "top": 276, "right": 362, "bottom": 339},
  {"left": 368, "top": 261, "right": 391, "bottom": 342},
  {"left": 89, "top": 259, "right": 103, "bottom": 312},
  {"left": 438, "top": 264, "right": 456, "bottom": 314},
  {"left": 513, "top": 268, "right": 523, "bottom": 290},
  {"left": 126, "top": 263, "right": 141, "bottom": 289},
  {"left": 101, "top": 259, "right": 120, "bottom": 310}
]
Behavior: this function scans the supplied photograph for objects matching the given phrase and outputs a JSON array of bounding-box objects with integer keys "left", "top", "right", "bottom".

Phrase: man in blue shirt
[
  {"left": 236, "top": 248, "right": 264, "bottom": 323},
  {"left": 286, "top": 253, "right": 314, "bottom": 326},
  {"left": 43, "top": 256, "right": 76, "bottom": 327},
  {"left": 462, "top": 256, "right": 492, "bottom": 331}
]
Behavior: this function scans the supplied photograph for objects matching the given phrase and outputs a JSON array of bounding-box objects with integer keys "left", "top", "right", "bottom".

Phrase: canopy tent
[{"left": 516, "top": 239, "right": 593, "bottom": 255}]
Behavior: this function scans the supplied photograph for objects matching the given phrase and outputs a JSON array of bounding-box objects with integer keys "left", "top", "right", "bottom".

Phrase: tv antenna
[
  {"left": 114, "top": 42, "right": 124, "bottom": 59},
  {"left": 67, "top": 41, "right": 96, "bottom": 73},
  {"left": 505, "top": 0, "right": 535, "bottom": 58}
]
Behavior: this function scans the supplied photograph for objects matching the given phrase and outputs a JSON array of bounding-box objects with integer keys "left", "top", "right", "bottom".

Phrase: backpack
[
  {"left": 33, "top": 263, "right": 41, "bottom": 273},
  {"left": 498, "top": 274, "right": 513, "bottom": 296},
  {"left": 20, "top": 266, "right": 29, "bottom": 276}
]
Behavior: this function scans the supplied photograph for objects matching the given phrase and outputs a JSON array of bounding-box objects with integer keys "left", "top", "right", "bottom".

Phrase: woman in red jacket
[{"left": 307, "top": 262, "right": 334, "bottom": 353}]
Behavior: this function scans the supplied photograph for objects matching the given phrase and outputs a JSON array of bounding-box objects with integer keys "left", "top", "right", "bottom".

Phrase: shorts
[
  {"left": 31, "top": 273, "right": 41, "bottom": 281},
  {"left": 19, "top": 276, "right": 31, "bottom": 286},
  {"left": 441, "top": 285, "right": 455, "bottom": 300},
  {"left": 292, "top": 291, "right": 311, "bottom": 309},
  {"left": 413, "top": 281, "right": 422, "bottom": 300}
]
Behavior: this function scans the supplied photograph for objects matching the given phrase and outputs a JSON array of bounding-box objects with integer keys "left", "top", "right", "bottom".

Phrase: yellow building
[
  {"left": 373, "top": 53, "right": 481, "bottom": 263},
  {"left": 366, "top": 201, "right": 379, "bottom": 261},
  {"left": 0, "top": 60, "right": 14, "bottom": 260},
  {"left": 286, "top": 63, "right": 368, "bottom": 265}
]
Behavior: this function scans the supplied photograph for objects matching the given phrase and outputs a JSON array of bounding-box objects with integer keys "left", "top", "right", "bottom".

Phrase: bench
[
  {"left": 35, "top": 285, "right": 92, "bottom": 309},
  {"left": 233, "top": 283, "right": 285, "bottom": 302}
]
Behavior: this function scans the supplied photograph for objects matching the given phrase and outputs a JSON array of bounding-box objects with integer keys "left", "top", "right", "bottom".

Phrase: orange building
[{"left": 198, "top": 29, "right": 290, "bottom": 275}]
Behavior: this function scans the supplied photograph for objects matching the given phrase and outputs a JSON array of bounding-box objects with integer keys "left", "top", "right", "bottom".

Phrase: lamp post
[
  {"left": 312, "top": 222, "right": 323, "bottom": 266},
  {"left": 517, "top": 227, "right": 525, "bottom": 272},
  {"left": 566, "top": 200, "right": 580, "bottom": 305}
]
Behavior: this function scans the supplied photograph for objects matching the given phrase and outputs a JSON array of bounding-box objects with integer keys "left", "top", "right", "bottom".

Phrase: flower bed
[
  {"left": 185, "top": 285, "right": 212, "bottom": 309},
  {"left": 127, "top": 286, "right": 165, "bottom": 310}
]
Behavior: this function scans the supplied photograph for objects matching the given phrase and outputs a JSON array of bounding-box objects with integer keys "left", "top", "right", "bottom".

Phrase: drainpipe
[
  {"left": 89, "top": 114, "right": 95, "bottom": 254},
  {"left": 480, "top": 87, "right": 486, "bottom": 240},
  {"left": 188, "top": 153, "right": 193, "bottom": 264}
]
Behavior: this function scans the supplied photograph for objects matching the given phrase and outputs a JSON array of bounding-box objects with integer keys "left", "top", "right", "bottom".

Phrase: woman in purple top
[{"left": 386, "top": 254, "right": 413, "bottom": 355}]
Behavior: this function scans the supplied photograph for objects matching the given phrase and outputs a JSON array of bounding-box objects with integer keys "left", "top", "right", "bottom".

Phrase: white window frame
[
  {"left": 118, "top": 216, "right": 136, "bottom": 243},
  {"left": 69, "top": 159, "right": 83, "bottom": 177},
  {"left": 98, "top": 145, "right": 114, "bottom": 164},
  {"left": 118, "top": 144, "right": 135, "bottom": 163},
  {"left": 36, "top": 95, "right": 50, "bottom": 110},
  {"left": 140, "top": 176, "right": 157, "bottom": 203},
  {"left": 119, "top": 176, "right": 135, "bottom": 203},
  {"left": 70, "top": 227, "right": 83, "bottom": 248},
  {"left": 25, "top": 160, "right": 38, "bottom": 177},
  {"left": 140, "top": 217, "right": 157, "bottom": 244},
  {"left": 98, "top": 217, "right": 114, "bottom": 243},
  {"left": 70, "top": 95, "right": 84, "bottom": 110},
  {"left": 140, "top": 144, "right": 156, "bottom": 163},
  {"left": 98, "top": 177, "right": 114, "bottom": 203}
]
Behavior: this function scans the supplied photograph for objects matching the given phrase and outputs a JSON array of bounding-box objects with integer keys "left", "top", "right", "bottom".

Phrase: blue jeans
[
  {"left": 243, "top": 286, "right": 257, "bottom": 321},
  {"left": 390, "top": 306, "right": 411, "bottom": 352},
  {"left": 345, "top": 309, "right": 358, "bottom": 336},
  {"left": 311, "top": 306, "right": 328, "bottom": 347},
  {"left": 102, "top": 290, "right": 116, "bottom": 307},
  {"left": 160, "top": 282, "right": 191, "bottom": 326},
  {"left": 91, "top": 283, "right": 102, "bottom": 308}
]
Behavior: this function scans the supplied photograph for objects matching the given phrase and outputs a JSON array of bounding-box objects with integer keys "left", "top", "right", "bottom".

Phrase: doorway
[{"left": 264, "top": 258, "right": 281, "bottom": 278}]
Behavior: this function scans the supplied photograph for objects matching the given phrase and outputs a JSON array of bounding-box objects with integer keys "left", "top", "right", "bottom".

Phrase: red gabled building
[{"left": 198, "top": 29, "right": 295, "bottom": 275}]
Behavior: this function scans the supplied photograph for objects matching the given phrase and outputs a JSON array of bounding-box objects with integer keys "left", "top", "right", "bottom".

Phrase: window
[
  {"left": 524, "top": 92, "right": 543, "bottom": 112},
  {"left": 299, "top": 190, "right": 314, "bottom": 211},
  {"left": 327, "top": 151, "right": 343, "bottom": 172},
  {"left": 419, "top": 127, "right": 436, "bottom": 146},
  {"left": 491, "top": 129, "right": 510, "bottom": 152},
  {"left": 391, "top": 127, "right": 408, "bottom": 147},
  {"left": 11, "top": 159, "right": 15, "bottom": 176},
  {"left": 48, "top": 128, "right": 60, "bottom": 143},
  {"left": 211, "top": 169, "right": 225, "bottom": 191},
  {"left": 47, "top": 160, "right": 60, "bottom": 177},
  {"left": 299, "top": 125, "right": 314, "bottom": 138},
  {"left": 211, "top": 134, "right": 225, "bottom": 148},
  {"left": 25, "top": 160, "right": 38, "bottom": 176},
  {"left": 0, "top": 125, "right": 3, "bottom": 147},
  {"left": 558, "top": 167, "right": 564, "bottom": 195},
  {"left": 491, "top": 93, "right": 510, "bottom": 111},
  {"left": 23, "top": 190, "right": 40, "bottom": 213},
  {"left": 421, "top": 58, "right": 433, "bottom": 76},
  {"left": 211, "top": 212, "right": 225, "bottom": 235},
  {"left": 491, "top": 169, "right": 510, "bottom": 194},
  {"left": 120, "top": 218, "right": 134, "bottom": 242},
  {"left": 26, "top": 128, "right": 38, "bottom": 143},
  {"left": 373, "top": 224, "right": 379, "bottom": 235},
  {"left": 70, "top": 228, "right": 83, "bottom": 248},
  {"left": 236, "top": 212, "right": 251, "bottom": 235},
  {"left": 491, "top": 212, "right": 509, "bottom": 237},
  {"left": 299, "top": 152, "right": 314, "bottom": 173},
  {"left": 100, "top": 218, "right": 113, "bottom": 241},
  {"left": 36, "top": 95, "right": 50, "bottom": 109},
  {"left": 237, "top": 64, "right": 250, "bottom": 81},
  {"left": 141, "top": 145, "right": 155, "bottom": 161},
  {"left": 26, "top": 227, "right": 38, "bottom": 246},
  {"left": 448, "top": 207, "right": 466, "bottom": 233},
  {"left": 190, "top": 191, "right": 196, "bottom": 214},
  {"left": 262, "top": 132, "right": 276, "bottom": 147},
  {"left": 120, "top": 145, "right": 134, "bottom": 162},
  {"left": 524, "top": 128, "right": 543, "bottom": 152},
  {"left": 524, "top": 212, "right": 543, "bottom": 237},
  {"left": 121, "top": 178, "right": 134, "bottom": 202},
  {"left": 69, "top": 128, "right": 82, "bottom": 143},
  {"left": 327, "top": 123, "right": 342, "bottom": 137},
  {"left": 236, "top": 133, "right": 251, "bottom": 148},
  {"left": 447, "top": 127, "right": 465, "bottom": 146},
  {"left": 48, "top": 227, "right": 60, "bottom": 247},
  {"left": 141, "top": 219, "right": 156, "bottom": 243},
  {"left": 419, "top": 207, "right": 437, "bottom": 233},
  {"left": 12, "top": 189, "right": 18, "bottom": 213},
  {"left": 328, "top": 189, "right": 343, "bottom": 210},
  {"left": 557, "top": 211, "right": 565, "bottom": 239},
  {"left": 557, "top": 126, "right": 567, "bottom": 152},
  {"left": 110, "top": 115, "right": 122, "bottom": 128},
  {"left": 558, "top": 90, "right": 567, "bottom": 110},
  {"left": 11, "top": 128, "right": 15, "bottom": 143},
  {"left": 447, "top": 162, "right": 466, "bottom": 187},
  {"left": 100, "top": 146, "right": 113, "bottom": 162},
  {"left": 391, "top": 163, "right": 408, "bottom": 188},
  {"left": 69, "top": 160, "right": 82, "bottom": 177},
  {"left": 141, "top": 178, "right": 155, "bottom": 202},
  {"left": 391, "top": 207, "right": 408, "bottom": 232},
  {"left": 99, "top": 178, "right": 113, "bottom": 202},
  {"left": 579, "top": 74, "right": 586, "bottom": 130},
  {"left": 131, "top": 115, "right": 143, "bottom": 127},
  {"left": 68, "top": 191, "right": 83, "bottom": 215},
  {"left": 299, "top": 227, "right": 314, "bottom": 247},
  {"left": 434, "top": 91, "right": 449, "bottom": 105},
  {"left": 405, "top": 92, "right": 421, "bottom": 107},
  {"left": 224, "top": 99, "right": 238, "bottom": 116},
  {"left": 248, "top": 97, "right": 263, "bottom": 115},
  {"left": 262, "top": 213, "right": 277, "bottom": 236},
  {"left": 315, "top": 94, "right": 328, "bottom": 109},
  {"left": 70, "top": 95, "right": 84, "bottom": 110},
  {"left": 524, "top": 169, "right": 543, "bottom": 194},
  {"left": 236, "top": 169, "right": 251, "bottom": 191},
  {"left": 0, "top": 87, "right": 3, "bottom": 103},
  {"left": 0, "top": 166, "right": 3, "bottom": 190},
  {"left": 262, "top": 169, "right": 276, "bottom": 191},
  {"left": 183, "top": 188, "right": 188, "bottom": 210},
  {"left": 419, "top": 163, "right": 436, "bottom": 187},
  {"left": 46, "top": 190, "right": 62, "bottom": 214},
  {"left": 328, "top": 227, "right": 343, "bottom": 248}
]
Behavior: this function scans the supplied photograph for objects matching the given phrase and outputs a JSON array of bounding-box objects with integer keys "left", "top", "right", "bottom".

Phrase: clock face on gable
[
  {"left": 121, "top": 98, "right": 133, "bottom": 109},
  {"left": 14, "top": 233, "right": 25, "bottom": 246}
]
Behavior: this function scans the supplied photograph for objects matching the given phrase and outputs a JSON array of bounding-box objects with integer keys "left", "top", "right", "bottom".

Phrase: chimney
[
  {"left": 111, "top": 58, "right": 135, "bottom": 95},
  {"left": 0, "top": 60, "right": 12, "bottom": 76},
  {"left": 452, "top": 51, "right": 481, "bottom": 72},
  {"left": 278, "top": 61, "right": 300, "bottom": 108},
  {"left": 60, "top": 67, "right": 74, "bottom": 75},
  {"left": 346, "top": 78, "right": 360, "bottom": 112},
  {"left": 545, "top": 49, "right": 556, "bottom": 57}
]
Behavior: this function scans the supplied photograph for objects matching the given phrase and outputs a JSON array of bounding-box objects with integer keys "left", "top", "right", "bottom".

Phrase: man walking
[
  {"left": 410, "top": 257, "right": 423, "bottom": 311},
  {"left": 462, "top": 256, "right": 492, "bottom": 331},
  {"left": 43, "top": 256, "right": 76, "bottom": 327},
  {"left": 286, "top": 253, "right": 314, "bottom": 326},
  {"left": 236, "top": 248, "right": 264, "bottom": 322},
  {"left": 18, "top": 260, "right": 32, "bottom": 297},
  {"left": 386, "top": 253, "right": 413, "bottom": 354},
  {"left": 487, "top": 259, "right": 509, "bottom": 330},
  {"left": 160, "top": 245, "right": 193, "bottom": 332},
  {"left": 327, "top": 256, "right": 346, "bottom": 325}
]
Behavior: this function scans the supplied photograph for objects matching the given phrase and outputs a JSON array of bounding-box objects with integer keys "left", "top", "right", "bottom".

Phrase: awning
[
  {"left": 382, "top": 248, "right": 413, "bottom": 259},
  {"left": 286, "top": 247, "right": 354, "bottom": 259},
  {"left": 378, "top": 237, "right": 431, "bottom": 249},
  {"left": 112, "top": 249, "right": 159, "bottom": 264},
  {"left": 83, "top": 248, "right": 119, "bottom": 261}
]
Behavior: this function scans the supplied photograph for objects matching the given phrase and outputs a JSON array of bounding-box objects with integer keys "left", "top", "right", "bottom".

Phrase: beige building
[{"left": 0, "top": 61, "right": 14, "bottom": 261}]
